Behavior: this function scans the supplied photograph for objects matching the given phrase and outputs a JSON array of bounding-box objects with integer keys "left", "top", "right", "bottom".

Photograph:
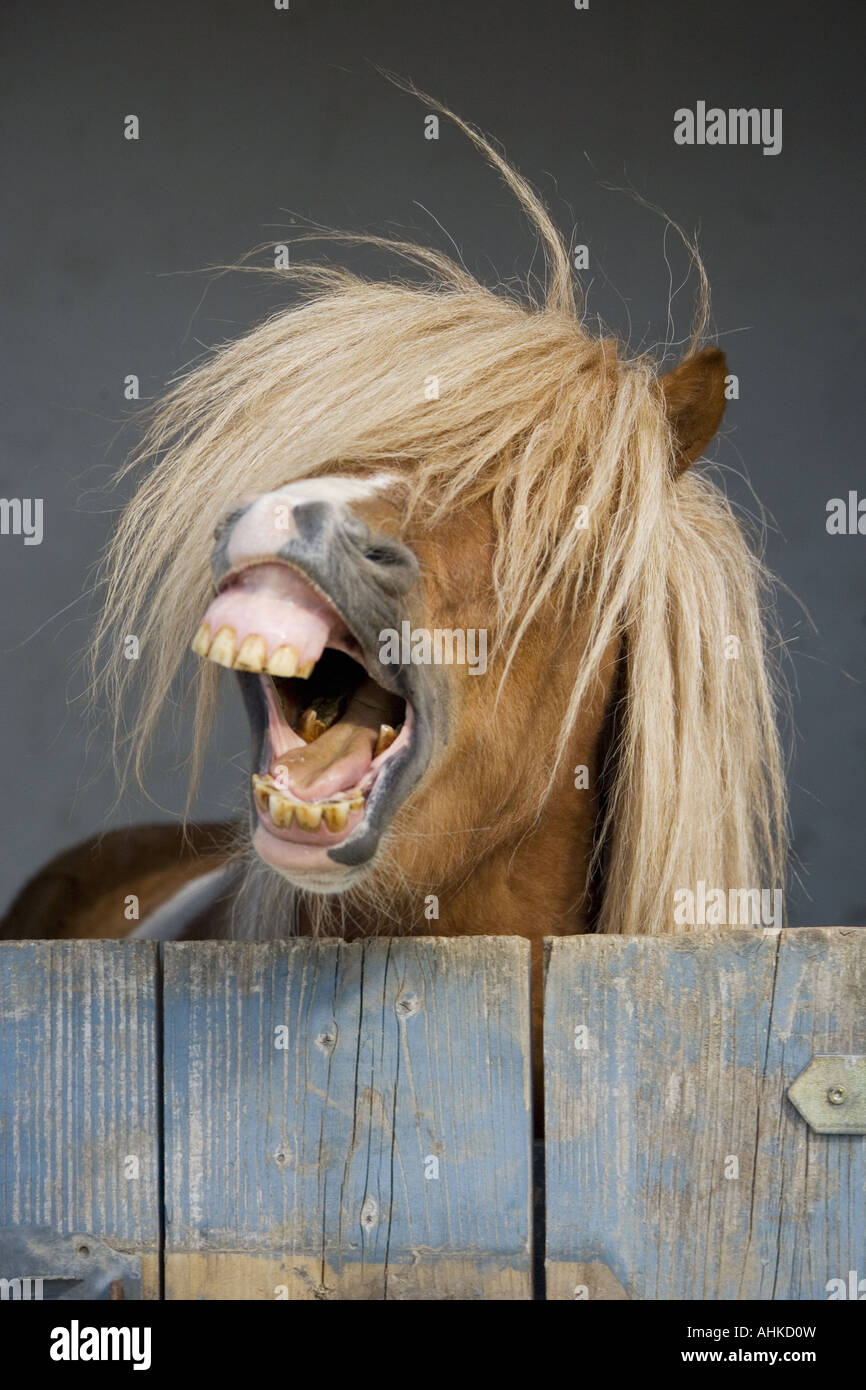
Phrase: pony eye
[{"left": 364, "top": 547, "right": 400, "bottom": 566}]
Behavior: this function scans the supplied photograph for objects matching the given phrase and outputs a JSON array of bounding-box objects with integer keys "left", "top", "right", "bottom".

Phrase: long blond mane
[{"left": 92, "top": 97, "right": 787, "bottom": 934}]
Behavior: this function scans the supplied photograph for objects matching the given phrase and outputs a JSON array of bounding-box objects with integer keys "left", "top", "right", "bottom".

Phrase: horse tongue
[
  {"left": 273, "top": 678, "right": 398, "bottom": 801},
  {"left": 274, "top": 722, "right": 378, "bottom": 801}
]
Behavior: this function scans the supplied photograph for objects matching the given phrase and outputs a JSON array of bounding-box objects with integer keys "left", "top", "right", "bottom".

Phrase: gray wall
[{"left": 1, "top": 0, "right": 863, "bottom": 924}]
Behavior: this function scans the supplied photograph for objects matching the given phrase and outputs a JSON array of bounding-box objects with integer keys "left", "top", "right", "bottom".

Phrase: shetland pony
[{"left": 2, "top": 104, "right": 787, "bottom": 1065}]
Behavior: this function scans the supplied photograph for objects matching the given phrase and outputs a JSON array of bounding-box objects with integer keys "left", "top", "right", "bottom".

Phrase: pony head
[{"left": 94, "top": 103, "right": 786, "bottom": 935}]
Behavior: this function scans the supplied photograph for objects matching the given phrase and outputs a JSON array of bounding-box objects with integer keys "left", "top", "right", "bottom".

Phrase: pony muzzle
[{"left": 190, "top": 558, "right": 420, "bottom": 875}]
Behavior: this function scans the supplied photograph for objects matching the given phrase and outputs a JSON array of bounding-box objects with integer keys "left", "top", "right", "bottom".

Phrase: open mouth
[{"left": 190, "top": 561, "right": 416, "bottom": 872}]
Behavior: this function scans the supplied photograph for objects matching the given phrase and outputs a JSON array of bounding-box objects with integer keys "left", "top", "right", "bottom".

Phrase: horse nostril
[{"left": 291, "top": 500, "right": 330, "bottom": 544}]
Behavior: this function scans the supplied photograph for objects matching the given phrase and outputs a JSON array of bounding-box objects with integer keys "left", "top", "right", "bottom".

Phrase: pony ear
[{"left": 660, "top": 346, "right": 728, "bottom": 477}]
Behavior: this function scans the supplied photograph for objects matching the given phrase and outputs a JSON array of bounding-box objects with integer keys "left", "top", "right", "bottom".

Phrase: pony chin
[{"left": 252, "top": 821, "right": 373, "bottom": 894}]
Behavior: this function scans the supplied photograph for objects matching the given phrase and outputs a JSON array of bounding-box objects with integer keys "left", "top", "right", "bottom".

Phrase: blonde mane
[{"left": 93, "top": 98, "right": 787, "bottom": 935}]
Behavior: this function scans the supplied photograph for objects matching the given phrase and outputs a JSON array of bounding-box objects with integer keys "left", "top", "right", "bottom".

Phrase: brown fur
[{"left": 0, "top": 824, "right": 234, "bottom": 939}]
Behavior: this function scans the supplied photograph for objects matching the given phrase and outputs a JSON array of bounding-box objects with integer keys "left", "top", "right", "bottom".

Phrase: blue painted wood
[
  {"left": 544, "top": 928, "right": 866, "bottom": 1300},
  {"left": 0, "top": 941, "right": 161, "bottom": 1297},
  {"left": 162, "top": 938, "right": 532, "bottom": 1299},
  {"left": 758, "top": 928, "right": 866, "bottom": 1297}
]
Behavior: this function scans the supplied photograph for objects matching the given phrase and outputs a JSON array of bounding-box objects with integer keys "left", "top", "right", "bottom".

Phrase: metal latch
[
  {"left": 0, "top": 1227, "right": 142, "bottom": 1300},
  {"left": 787, "top": 1055, "right": 866, "bottom": 1134}
]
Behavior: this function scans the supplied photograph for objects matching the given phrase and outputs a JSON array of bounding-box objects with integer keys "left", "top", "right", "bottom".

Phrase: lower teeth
[{"left": 252, "top": 773, "right": 364, "bottom": 831}]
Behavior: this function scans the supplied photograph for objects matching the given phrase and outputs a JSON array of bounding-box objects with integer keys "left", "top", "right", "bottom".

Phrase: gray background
[{"left": 0, "top": 0, "right": 863, "bottom": 923}]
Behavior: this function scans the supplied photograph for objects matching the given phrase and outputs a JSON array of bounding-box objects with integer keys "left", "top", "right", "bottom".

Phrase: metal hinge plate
[
  {"left": 787, "top": 1055, "right": 866, "bottom": 1134},
  {"left": 0, "top": 1227, "right": 142, "bottom": 1300}
]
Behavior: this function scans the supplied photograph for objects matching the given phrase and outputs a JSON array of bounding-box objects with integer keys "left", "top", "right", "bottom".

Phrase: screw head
[{"left": 827, "top": 1084, "right": 847, "bottom": 1106}]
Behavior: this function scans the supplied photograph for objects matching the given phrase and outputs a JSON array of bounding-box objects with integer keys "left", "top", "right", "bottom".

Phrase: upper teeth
[{"left": 192, "top": 622, "right": 316, "bottom": 678}]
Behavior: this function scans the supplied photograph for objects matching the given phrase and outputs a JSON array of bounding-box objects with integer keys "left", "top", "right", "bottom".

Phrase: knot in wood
[
  {"left": 395, "top": 993, "right": 420, "bottom": 1019},
  {"left": 315, "top": 1026, "right": 338, "bottom": 1053},
  {"left": 360, "top": 1195, "right": 379, "bottom": 1229}
]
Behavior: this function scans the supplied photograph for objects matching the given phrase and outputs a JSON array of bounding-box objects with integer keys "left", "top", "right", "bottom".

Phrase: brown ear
[{"left": 660, "top": 346, "right": 728, "bottom": 477}]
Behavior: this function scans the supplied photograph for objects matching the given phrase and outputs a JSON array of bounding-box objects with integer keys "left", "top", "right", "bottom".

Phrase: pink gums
[{"left": 202, "top": 563, "right": 352, "bottom": 666}]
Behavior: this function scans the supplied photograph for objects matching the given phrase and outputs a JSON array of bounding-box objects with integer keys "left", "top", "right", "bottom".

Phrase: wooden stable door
[{"left": 0, "top": 931, "right": 863, "bottom": 1299}]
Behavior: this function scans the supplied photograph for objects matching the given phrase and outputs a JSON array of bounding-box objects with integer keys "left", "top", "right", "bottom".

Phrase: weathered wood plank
[
  {"left": 544, "top": 927, "right": 866, "bottom": 1300},
  {"left": 749, "top": 928, "right": 866, "bottom": 1298},
  {"left": 162, "top": 937, "right": 532, "bottom": 1299},
  {"left": 0, "top": 941, "right": 161, "bottom": 1298}
]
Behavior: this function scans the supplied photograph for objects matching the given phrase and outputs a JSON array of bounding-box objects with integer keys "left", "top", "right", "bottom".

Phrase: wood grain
[
  {"left": 162, "top": 937, "right": 532, "bottom": 1299},
  {"left": 544, "top": 928, "right": 866, "bottom": 1300},
  {"left": 0, "top": 941, "right": 161, "bottom": 1297}
]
